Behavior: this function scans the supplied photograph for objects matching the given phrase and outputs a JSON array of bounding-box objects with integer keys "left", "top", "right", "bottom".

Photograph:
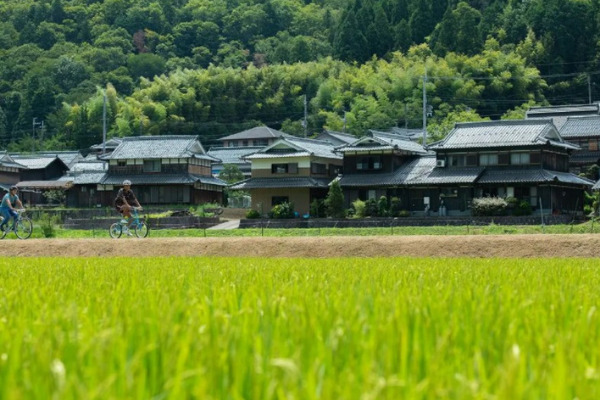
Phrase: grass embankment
[
  {"left": 11, "top": 218, "right": 600, "bottom": 239},
  {"left": 1, "top": 257, "right": 599, "bottom": 399}
]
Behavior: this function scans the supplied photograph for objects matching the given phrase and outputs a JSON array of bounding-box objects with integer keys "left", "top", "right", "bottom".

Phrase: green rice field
[{"left": 1, "top": 257, "right": 599, "bottom": 399}]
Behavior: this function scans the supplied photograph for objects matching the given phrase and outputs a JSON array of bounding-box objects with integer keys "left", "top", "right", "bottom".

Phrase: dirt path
[{"left": 0, "top": 234, "right": 599, "bottom": 258}]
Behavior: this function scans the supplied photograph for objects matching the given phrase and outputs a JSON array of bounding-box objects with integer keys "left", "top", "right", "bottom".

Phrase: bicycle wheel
[
  {"left": 109, "top": 222, "right": 122, "bottom": 238},
  {"left": 0, "top": 222, "right": 8, "bottom": 239},
  {"left": 15, "top": 217, "right": 32, "bottom": 239},
  {"left": 134, "top": 222, "right": 149, "bottom": 238}
]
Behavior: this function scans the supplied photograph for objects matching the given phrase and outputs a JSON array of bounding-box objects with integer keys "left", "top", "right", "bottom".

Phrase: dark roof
[
  {"left": 339, "top": 157, "right": 436, "bottom": 187},
  {"left": 106, "top": 135, "right": 206, "bottom": 160},
  {"left": 429, "top": 119, "right": 577, "bottom": 151},
  {"left": 569, "top": 151, "right": 600, "bottom": 164},
  {"left": 559, "top": 116, "right": 600, "bottom": 138},
  {"left": 218, "top": 126, "right": 291, "bottom": 141},
  {"left": 369, "top": 127, "right": 423, "bottom": 140},
  {"left": 38, "top": 151, "right": 83, "bottom": 168},
  {"left": 230, "top": 177, "right": 332, "bottom": 190},
  {"left": 477, "top": 168, "right": 594, "bottom": 186},
  {"left": 101, "top": 173, "right": 226, "bottom": 186}
]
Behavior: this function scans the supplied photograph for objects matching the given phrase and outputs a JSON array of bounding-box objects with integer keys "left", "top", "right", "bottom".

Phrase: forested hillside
[{"left": 0, "top": 0, "right": 599, "bottom": 150}]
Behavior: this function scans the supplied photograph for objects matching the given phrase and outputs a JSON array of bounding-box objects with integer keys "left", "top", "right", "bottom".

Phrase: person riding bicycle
[
  {"left": 0, "top": 186, "right": 24, "bottom": 231},
  {"left": 114, "top": 180, "right": 142, "bottom": 227}
]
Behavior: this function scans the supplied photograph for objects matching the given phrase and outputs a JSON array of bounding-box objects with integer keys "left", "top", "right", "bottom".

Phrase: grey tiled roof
[
  {"left": 67, "top": 172, "right": 106, "bottom": 185},
  {"left": 218, "top": 126, "right": 291, "bottom": 141},
  {"left": 338, "top": 131, "right": 428, "bottom": 155},
  {"left": 570, "top": 151, "right": 600, "bottom": 164},
  {"left": 101, "top": 173, "right": 226, "bottom": 186},
  {"left": 417, "top": 166, "right": 485, "bottom": 185},
  {"left": 429, "top": 119, "right": 576, "bottom": 150},
  {"left": 559, "top": 116, "right": 600, "bottom": 138},
  {"left": 90, "top": 138, "right": 123, "bottom": 150},
  {"left": 246, "top": 137, "right": 341, "bottom": 160},
  {"left": 207, "top": 146, "right": 262, "bottom": 164},
  {"left": 10, "top": 155, "right": 65, "bottom": 169},
  {"left": 314, "top": 130, "right": 357, "bottom": 146},
  {"left": 38, "top": 151, "right": 83, "bottom": 168},
  {"left": 339, "top": 157, "right": 437, "bottom": 187},
  {"left": 107, "top": 135, "right": 206, "bottom": 160},
  {"left": 230, "top": 177, "right": 332, "bottom": 190},
  {"left": 478, "top": 168, "right": 594, "bottom": 186},
  {"left": 526, "top": 104, "right": 599, "bottom": 130},
  {"left": 369, "top": 127, "right": 423, "bottom": 140}
]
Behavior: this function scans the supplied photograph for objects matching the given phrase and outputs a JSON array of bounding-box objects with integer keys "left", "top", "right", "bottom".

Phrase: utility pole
[
  {"left": 343, "top": 110, "right": 347, "bottom": 133},
  {"left": 102, "top": 90, "right": 107, "bottom": 156},
  {"left": 32, "top": 117, "right": 43, "bottom": 152},
  {"left": 588, "top": 74, "right": 592, "bottom": 104},
  {"left": 303, "top": 94, "right": 308, "bottom": 138},
  {"left": 422, "top": 68, "right": 427, "bottom": 145}
]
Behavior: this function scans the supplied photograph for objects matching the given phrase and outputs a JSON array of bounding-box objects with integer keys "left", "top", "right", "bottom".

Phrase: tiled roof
[
  {"left": 417, "top": 166, "right": 485, "bottom": 185},
  {"left": 16, "top": 180, "right": 73, "bottom": 189},
  {"left": 230, "top": 177, "right": 332, "bottom": 190},
  {"left": 10, "top": 155, "right": 65, "bottom": 169},
  {"left": 559, "top": 116, "right": 600, "bottom": 138},
  {"left": 477, "top": 168, "right": 594, "bottom": 186},
  {"left": 314, "top": 130, "right": 357, "bottom": 146},
  {"left": 339, "top": 157, "right": 437, "bottom": 187},
  {"left": 429, "top": 119, "right": 576, "bottom": 150},
  {"left": 38, "top": 151, "right": 83, "bottom": 168},
  {"left": 569, "top": 151, "right": 600, "bottom": 164},
  {"left": 526, "top": 104, "right": 599, "bottom": 130},
  {"left": 207, "top": 146, "right": 262, "bottom": 164},
  {"left": 218, "top": 126, "right": 291, "bottom": 141},
  {"left": 101, "top": 173, "right": 225, "bottom": 186},
  {"left": 338, "top": 131, "right": 428, "bottom": 155},
  {"left": 107, "top": 135, "right": 206, "bottom": 160},
  {"left": 66, "top": 172, "right": 106, "bottom": 185},
  {"left": 369, "top": 127, "right": 423, "bottom": 140},
  {"left": 246, "top": 137, "right": 342, "bottom": 160},
  {"left": 90, "top": 138, "right": 123, "bottom": 150}
]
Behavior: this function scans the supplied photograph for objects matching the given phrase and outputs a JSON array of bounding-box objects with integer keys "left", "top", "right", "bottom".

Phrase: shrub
[
  {"left": 39, "top": 212, "right": 60, "bottom": 238},
  {"left": 364, "top": 198, "right": 378, "bottom": 217},
  {"left": 245, "top": 209, "right": 261, "bottom": 219},
  {"left": 325, "top": 181, "right": 345, "bottom": 218},
  {"left": 389, "top": 197, "right": 402, "bottom": 217},
  {"left": 377, "top": 196, "right": 389, "bottom": 217},
  {"left": 352, "top": 199, "right": 366, "bottom": 218},
  {"left": 513, "top": 200, "right": 533, "bottom": 216},
  {"left": 310, "top": 199, "right": 326, "bottom": 218},
  {"left": 398, "top": 210, "right": 410, "bottom": 217},
  {"left": 471, "top": 197, "right": 508, "bottom": 216},
  {"left": 269, "top": 202, "right": 295, "bottom": 219}
]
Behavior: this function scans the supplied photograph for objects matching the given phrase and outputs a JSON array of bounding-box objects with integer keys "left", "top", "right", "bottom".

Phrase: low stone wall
[
  {"left": 62, "top": 216, "right": 220, "bottom": 230},
  {"left": 239, "top": 214, "right": 581, "bottom": 229}
]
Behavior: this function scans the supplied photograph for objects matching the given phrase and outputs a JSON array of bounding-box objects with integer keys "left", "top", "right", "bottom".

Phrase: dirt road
[{"left": 0, "top": 234, "right": 599, "bottom": 258}]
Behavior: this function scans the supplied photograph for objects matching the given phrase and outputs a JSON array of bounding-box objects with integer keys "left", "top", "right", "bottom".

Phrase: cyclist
[
  {"left": 114, "top": 180, "right": 142, "bottom": 230},
  {"left": 0, "top": 186, "right": 24, "bottom": 231}
]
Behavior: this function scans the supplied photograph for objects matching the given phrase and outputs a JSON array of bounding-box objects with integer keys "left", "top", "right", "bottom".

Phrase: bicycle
[
  {"left": 0, "top": 209, "right": 33, "bottom": 239},
  {"left": 109, "top": 207, "right": 149, "bottom": 238}
]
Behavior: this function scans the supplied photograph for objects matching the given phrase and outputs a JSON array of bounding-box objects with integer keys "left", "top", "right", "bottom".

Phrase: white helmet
[{"left": 122, "top": 180, "right": 132, "bottom": 186}]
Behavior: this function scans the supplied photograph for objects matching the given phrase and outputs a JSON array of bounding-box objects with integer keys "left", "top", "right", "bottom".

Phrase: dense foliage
[{"left": 1, "top": 0, "right": 599, "bottom": 150}]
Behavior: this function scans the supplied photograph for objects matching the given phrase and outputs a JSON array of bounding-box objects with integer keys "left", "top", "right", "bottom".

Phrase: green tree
[
  {"left": 325, "top": 180, "right": 345, "bottom": 218},
  {"left": 218, "top": 164, "right": 244, "bottom": 184}
]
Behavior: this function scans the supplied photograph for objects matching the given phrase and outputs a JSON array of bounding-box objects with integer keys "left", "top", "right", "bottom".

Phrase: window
[
  {"left": 271, "top": 163, "right": 298, "bottom": 174},
  {"left": 311, "top": 163, "right": 327, "bottom": 174},
  {"left": 254, "top": 139, "right": 268, "bottom": 146},
  {"left": 479, "top": 153, "right": 498, "bottom": 166},
  {"left": 356, "top": 156, "right": 382, "bottom": 171},
  {"left": 511, "top": 152, "right": 530, "bottom": 165},
  {"left": 272, "top": 163, "right": 288, "bottom": 173},
  {"left": 243, "top": 140, "right": 248, "bottom": 146},
  {"left": 272, "top": 196, "right": 289, "bottom": 206},
  {"left": 590, "top": 139, "right": 599, "bottom": 151},
  {"left": 498, "top": 153, "right": 510, "bottom": 165},
  {"left": 465, "top": 155, "right": 477, "bottom": 166},
  {"left": 143, "top": 160, "right": 161, "bottom": 172},
  {"left": 117, "top": 160, "right": 126, "bottom": 167}
]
